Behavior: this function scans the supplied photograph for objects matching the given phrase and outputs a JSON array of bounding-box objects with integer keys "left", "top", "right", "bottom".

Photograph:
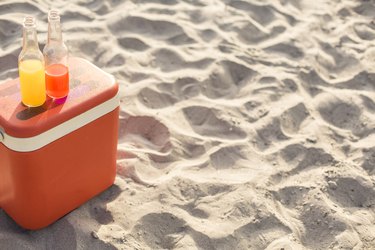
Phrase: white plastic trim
[{"left": 1, "top": 92, "right": 119, "bottom": 152}]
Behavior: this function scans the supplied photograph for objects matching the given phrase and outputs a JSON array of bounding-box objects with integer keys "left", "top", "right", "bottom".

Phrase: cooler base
[{"left": 0, "top": 107, "right": 119, "bottom": 230}]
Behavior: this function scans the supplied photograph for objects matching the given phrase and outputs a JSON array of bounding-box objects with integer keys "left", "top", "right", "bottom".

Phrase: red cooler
[{"left": 0, "top": 57, "right": 119, "bottom": 230}]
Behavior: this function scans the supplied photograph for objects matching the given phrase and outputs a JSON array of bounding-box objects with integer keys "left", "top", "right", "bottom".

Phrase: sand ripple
[{"left": 0, "top": 0, "right": 375, "bottom": 249}]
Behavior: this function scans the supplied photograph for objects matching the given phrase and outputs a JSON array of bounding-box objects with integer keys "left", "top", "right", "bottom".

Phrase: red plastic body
[{"left": 0, "top": 57, "right": 119, "bottom": 230}]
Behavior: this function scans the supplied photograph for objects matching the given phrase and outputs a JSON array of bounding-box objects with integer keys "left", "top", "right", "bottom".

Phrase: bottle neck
[
  {"left": 22, "top": 26, "right": 39, "bottom": 50},
  {"left": 47, "top": 19, "right": 63, "bottom": 44}
]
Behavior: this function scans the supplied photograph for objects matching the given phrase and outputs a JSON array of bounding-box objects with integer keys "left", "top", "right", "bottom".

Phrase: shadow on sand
[{"left": 0, "top": 184, "right": 121, "bottom": 250}]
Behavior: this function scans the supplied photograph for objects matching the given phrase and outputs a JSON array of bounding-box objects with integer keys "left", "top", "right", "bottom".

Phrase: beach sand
[{"left": 0, "top": 0, "right": 375, "bottom": 249}]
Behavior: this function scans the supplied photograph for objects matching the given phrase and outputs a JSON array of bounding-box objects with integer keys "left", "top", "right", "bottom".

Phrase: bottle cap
[
  {"left": 23, "top": 16, "right": 36, "bottom": 28},
  {"left": 48, "top": 9, "right": 60, "bottom": 21}
]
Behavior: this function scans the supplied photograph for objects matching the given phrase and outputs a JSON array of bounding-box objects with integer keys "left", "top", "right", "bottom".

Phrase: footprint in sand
[
  {"left": 327, "top": 176, "right": 375, "bottom": 208},
  {"left": 183, "top": 106, "right": 247, "bottom": 140},
  {"left": 201, "top": 60, "right": 257, "bottom": 99}
]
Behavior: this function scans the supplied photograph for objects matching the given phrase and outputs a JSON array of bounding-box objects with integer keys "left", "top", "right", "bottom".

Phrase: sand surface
[{"left": 1, "top": 0, "right": 375, "bottom": 249}]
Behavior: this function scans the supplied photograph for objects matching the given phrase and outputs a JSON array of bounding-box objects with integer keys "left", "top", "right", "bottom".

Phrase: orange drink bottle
[
  {"left": 18, "top": 16, "right": 46, "bottom": 107},
  {"left": 43, "top": 10, "right": 69, "bottom": 99}
]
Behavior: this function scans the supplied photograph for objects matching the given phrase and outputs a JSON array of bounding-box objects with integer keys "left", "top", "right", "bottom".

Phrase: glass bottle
[
  {"left": 18, "top": 16, "right": 46, "bottom": 107},
  {"left": 43, "top": 9, "right": 69, "bottom": 99}
]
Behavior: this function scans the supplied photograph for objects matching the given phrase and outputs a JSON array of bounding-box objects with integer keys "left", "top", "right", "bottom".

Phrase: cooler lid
[{"left": 0, "top": 57, "right": 119, "bottom": 151}]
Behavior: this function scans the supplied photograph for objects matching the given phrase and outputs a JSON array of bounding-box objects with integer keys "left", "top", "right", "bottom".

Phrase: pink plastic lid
[{"left": 0, "top": 57, "right": 118, "bottom": 138}]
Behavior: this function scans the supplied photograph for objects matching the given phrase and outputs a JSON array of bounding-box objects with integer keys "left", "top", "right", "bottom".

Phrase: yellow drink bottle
[{"left": 18, "top": 16, "right": 46, "bottom": 107}]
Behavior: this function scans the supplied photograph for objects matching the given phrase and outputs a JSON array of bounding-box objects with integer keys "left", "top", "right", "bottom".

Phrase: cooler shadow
[{"left": 0, "top": 184, "right": 121, "bottom": 250}]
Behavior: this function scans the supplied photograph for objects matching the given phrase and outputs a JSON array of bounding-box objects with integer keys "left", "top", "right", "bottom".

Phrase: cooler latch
[{"left": 0, "top": 131, "right": 4, "bottom": 143}]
